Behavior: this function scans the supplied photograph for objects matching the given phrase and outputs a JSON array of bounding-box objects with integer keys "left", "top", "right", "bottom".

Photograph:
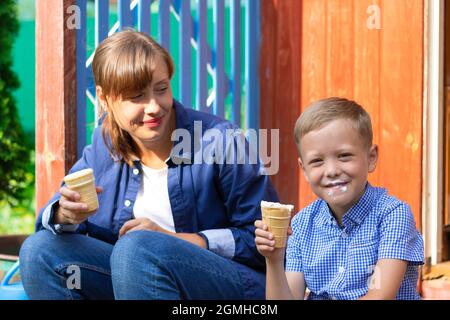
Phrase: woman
[{"left": 19, "top": 30, "right": 278, "bottom": 300}]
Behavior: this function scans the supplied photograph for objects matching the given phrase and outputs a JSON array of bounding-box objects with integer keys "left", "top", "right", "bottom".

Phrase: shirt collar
[
  {"left": 342, "top": 183, "right": 377, "bottom": 226},
  {"left": 317, "top": 183, "right": 377, "bottom": 227}
]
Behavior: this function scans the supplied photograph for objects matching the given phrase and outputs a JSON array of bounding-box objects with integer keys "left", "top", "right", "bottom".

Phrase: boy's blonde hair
[
  {"left": 294, "top": 97, "right": 373, "bottom": 157},
  {"left": 92, "top": 29, "right": 175, "bottom": 166}
]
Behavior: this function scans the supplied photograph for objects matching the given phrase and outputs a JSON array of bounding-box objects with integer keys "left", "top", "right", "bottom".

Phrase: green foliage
[{"left": 0, "top": 0, "right": 35, "bottom": 234}]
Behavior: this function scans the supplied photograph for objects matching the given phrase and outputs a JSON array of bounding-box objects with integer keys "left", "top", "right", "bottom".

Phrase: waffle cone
[
  {"left": 261, "top": 207, "right": 290, "bottom": 219},
  {"left": 64, "top": 169, "right": 98, "bottom": 212},
  {"left": 273, "top": 236, "right": 288, "bottom": 248}
]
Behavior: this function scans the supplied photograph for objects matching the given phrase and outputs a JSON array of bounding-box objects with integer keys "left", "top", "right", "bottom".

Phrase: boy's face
[
  {"left": 98, "top": 55, "right": 175, "bottom": 149},
  {"left": 298, "top": 118, "right": 378, "bottom": 217}
]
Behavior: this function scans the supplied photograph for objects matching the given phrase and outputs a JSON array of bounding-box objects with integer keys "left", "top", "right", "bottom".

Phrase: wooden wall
[{"left": 260, "top": 0, "right": 424, "bottom": 229}]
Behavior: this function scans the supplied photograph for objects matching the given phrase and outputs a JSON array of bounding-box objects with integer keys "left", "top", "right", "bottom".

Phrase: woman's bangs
[{"left": 107, "top": 48, "right": 157, "bottom": 99}]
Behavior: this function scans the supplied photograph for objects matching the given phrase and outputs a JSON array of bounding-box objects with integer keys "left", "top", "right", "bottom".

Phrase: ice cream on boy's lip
[
  {"left": 260, "top": 201, "right": 294, "bottom": 248},
  {"left": 63, "top": 168, "right": 99, "bottom": 213}
]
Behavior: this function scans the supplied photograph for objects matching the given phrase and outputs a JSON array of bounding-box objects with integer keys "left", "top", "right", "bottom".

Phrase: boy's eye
[
  {"left": 309, "top": 159, "right": 323, "bottom": 166},
  {"left": 338, "top": 153, "right": 352, "bottom": 160}
]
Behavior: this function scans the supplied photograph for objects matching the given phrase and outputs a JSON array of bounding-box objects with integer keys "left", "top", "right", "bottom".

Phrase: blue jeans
[{"left": 19, "top": 230, "right": 265, "bottom": 300}]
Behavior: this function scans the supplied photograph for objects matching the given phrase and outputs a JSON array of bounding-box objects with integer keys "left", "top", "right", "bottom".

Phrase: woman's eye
[
  {"left": 130, "top": 93, "right": 143, "bottom": 100},
  {"left": 156, "top": 87, "right": 168, "bottom": 94}
]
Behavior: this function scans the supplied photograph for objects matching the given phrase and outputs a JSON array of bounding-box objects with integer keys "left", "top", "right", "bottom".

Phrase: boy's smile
[{"left": 298, "top": 118, "right": 378, "bottom": 222}]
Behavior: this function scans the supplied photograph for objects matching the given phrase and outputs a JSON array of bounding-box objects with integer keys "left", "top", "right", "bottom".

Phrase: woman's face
[{"left": 103, "top": 55, "right": 174, "bottom": 149}]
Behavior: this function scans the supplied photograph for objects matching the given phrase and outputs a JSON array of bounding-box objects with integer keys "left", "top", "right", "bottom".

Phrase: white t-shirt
[{"left": 133, "top": 163, "right": 175, "bottom": 232}]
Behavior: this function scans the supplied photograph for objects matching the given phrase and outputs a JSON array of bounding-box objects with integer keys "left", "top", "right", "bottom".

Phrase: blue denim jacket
[{"left": 36, "top": 100, "right": 279, "bottom": 276}]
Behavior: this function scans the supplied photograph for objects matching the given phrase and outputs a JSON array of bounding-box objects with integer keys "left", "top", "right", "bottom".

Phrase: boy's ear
[
  {"left": 298, "top": 157, "right": 310, "bottom": 183},
  {"left": 297, "top": 157, "right": 304, "bottom": 170},
  {"left": 368, "top": 144, "right": 378, "bottom": 173}
]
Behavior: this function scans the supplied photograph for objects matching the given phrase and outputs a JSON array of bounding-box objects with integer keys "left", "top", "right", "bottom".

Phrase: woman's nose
[{"left": 143, "top": 99, "right": 160, "bottom": 114}]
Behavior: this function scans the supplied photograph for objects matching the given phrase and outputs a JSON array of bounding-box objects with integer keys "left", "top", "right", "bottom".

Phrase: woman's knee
[
  {"left": 110, "top": 231, "right": 182, "bottom": 272},
  {"left": 112, "top": 231, "right": 159, "bottom": 265},
  {"left": 19, "top": 230, "right": 57, "bottom": 267}
]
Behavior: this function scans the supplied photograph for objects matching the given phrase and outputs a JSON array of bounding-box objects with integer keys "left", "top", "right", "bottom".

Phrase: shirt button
[
  {"left": 133, "top": 168, "right": 140, "bottom": 175},
  {"left": 124, "top": 200, "right": 131, "bottom": 207},
  {"left": 331, "top": 296, "right": 337, "bottom": 300},
  {"left": 341, "top": 232, "right": 348, "bottom": 238},
  {"left": 339, "top": 266, "right": 345, "bottom": 273}
]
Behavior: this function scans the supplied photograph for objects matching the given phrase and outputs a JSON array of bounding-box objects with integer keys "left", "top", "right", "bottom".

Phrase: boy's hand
[{"left": 254, "top": 220, "right": 292, "bottom": 261}]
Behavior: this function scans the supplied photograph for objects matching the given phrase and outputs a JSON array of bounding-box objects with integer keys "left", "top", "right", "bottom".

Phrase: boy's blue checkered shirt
[{"left": 286, "top": 183, "right": 424, "bottom": 300}]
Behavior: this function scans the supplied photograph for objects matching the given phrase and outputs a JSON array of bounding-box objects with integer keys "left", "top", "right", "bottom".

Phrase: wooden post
[{"left": 35, "top": 0, "right": 78, "bottom": 215}]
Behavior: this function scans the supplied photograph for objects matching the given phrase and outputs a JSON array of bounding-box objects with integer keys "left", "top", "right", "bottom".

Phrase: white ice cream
[{"left": 260, "top": 201, "right": 294, "bottom": 212}]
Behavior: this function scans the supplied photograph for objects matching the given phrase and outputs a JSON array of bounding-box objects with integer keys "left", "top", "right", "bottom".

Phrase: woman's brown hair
[{"left": 92, "top": 29, "right": 174, "bottom": 166}]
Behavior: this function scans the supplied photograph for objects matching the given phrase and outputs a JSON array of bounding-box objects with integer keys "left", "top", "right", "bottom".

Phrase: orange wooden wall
[{"left": 260, "top": 0, "right": 424, "bottom": 229}]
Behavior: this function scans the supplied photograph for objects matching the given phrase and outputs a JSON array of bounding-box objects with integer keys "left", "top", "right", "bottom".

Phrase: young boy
[{"left": 255, "top": 97, "right": 424, "bottom": 300}]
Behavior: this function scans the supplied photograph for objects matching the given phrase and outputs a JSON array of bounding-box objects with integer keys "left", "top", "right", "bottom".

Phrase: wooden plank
[
  {"left": 119, "top": 0, "right": 133, "bottom": 30},
  {"left": 299, "top": 0, "right": 327, "bottom": 210},
  {"left": 245, "top": 0, "right": 259, "bottom": 129},
  {"left": 158, "top": 0, "right": 170, "bottom": 50},
  {"left": 440, "top": 87, "right": 450, "bottom": 261},
  {"left": 353, "top": 0, "right": 381, "bottom": 187},
  {"left": 445, "top": 0, "right": 450, "bottom": 231},
  {"left": 0, "top": 254, "right": 18, "bottom": 262},
  {"left": 196, "top": 0, "right": 208, "bottom": 112},
  {"left": 76, "top": 0, "right": 87, "bottom": 157},
  {"left": 36, "top": 0, "right": 78, "bottom": 215},
  {"left": 259, "top": 0, "right": 277, "bottom": 136},
  {"left": 180, "top": 0, "right": 192, "bottom": 107},
  {"left": 230, "top": 0, "right": 241, "bottom": 126},
  {"left": 0, "top": 235, "right": 28, "bottom": 256},
  {"left": 445, "top": 89, "right": 450, "bottom": 226},
  {"left": 379, "top": 0, "right": 423, "bottom": 230},
  {"left": 214, "top": 0, "right": 225, "bottom": 119},
  {"left": 325, "top": 0, "right": 354, "bottom": 98},
  {"left": 445, "top": 0, "right": 450, "bottom": 87},
  {"left": 95, "top": 0, "right": 109, "bottom": 46},
  {"left": 138, "top": 0, "right": 151, "bottom": 34},
  {"left": 260, "top": 0, "right": 302, "bottom": 209}
]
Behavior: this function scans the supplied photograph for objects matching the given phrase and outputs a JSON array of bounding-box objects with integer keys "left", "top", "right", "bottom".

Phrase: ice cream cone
[
  {"left": 260, "top": 201, "right": 294, "bottom": 248},
  {"left": 273, "top": 236, "right": 288, "bottom": 248},
  {"left": 63, "top": 168, "right": 99, "bottom": 212}
]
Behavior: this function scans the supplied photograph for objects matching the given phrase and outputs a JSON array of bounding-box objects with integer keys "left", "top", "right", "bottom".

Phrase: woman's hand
[
  {"left": 119, "top": 217, "right": 163, "bottom": 237},
  {"left": 118, "top": 218, "right": 208, "bottom": 249},
  {"left": 54, "top": 186, "right": 103, "bottom": 224},
  {"left": 254, "top": 220, "right": 292, "bottom": 262}
]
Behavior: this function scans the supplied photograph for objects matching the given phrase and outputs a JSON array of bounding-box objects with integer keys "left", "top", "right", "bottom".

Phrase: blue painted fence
[{"left": 75, "top": 0, "right": 260, "bottom": 157}]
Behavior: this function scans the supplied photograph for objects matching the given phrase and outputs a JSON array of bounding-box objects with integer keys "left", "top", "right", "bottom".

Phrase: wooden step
[{"left": 422, "top": 261, "right": 450, "bottom": 300}]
